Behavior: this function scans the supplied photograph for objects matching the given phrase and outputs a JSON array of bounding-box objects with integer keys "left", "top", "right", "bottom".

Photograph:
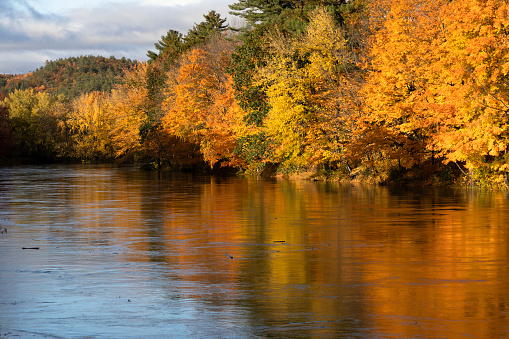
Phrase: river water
[{"left": 0, "top": 164, "right": 508, "bottom": 338}]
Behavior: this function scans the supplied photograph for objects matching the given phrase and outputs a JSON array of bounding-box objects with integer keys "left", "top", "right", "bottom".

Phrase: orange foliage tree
[
  {"left": 357, "top": 0, "right": 445, "bottom": 179},
  {"left": 424, "top": 0, "right": 509, "bottom": 185},
  {"left": 162, "top": 35, "right": 248, "bottom": 168},
  {"left": 359, "top": 0, "right": 509, "bottom": 185},
  {"left": 108, "top": 63, "right": 150, "bottom": 161}
]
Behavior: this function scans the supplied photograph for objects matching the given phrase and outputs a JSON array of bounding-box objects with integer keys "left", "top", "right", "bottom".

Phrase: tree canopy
[{"left": 2, "top": 2, "right": 509, "bottom": 187}]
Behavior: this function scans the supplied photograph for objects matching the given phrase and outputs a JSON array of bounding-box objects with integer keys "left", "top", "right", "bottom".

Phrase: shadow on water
[{"left": 0, "top": 164, "right": 508, "bottom": 338}]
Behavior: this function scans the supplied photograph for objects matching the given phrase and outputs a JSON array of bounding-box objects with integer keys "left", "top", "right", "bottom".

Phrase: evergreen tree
[
  {"left": 229, "top": 0, "right": 354, "bottom": 33},
  {"left": 184, "top": 10, "right": 229, "bottom": 46},
  {"left": 147, "top": 30, "right": 184, "bottom": 63},
  {"left": 228, "top": 25, "right": 270, "bottom": 126},
  {"left": 229, "top": 0, "right": 295, "bottom": 27}
]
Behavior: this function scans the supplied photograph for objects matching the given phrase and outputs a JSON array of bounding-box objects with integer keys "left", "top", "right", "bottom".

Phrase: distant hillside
[{"left": 0, "top": 55, "right": 138, "bottom": 100}]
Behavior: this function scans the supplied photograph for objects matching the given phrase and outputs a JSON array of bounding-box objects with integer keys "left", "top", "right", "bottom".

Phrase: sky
[{"left": 0, "top": 0, "right": 237, "bottom": 74}]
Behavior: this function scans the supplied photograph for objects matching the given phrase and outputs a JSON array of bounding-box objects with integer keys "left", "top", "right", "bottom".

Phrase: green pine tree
[
  {"left": 184, "top": 10, "right": 229, "bottom": 46},
  {"left": 229, "top": 0, "right": 295, "bottom": 28},
  {"left": 147, "top": 29, "right": 184, "bottom": 63}
]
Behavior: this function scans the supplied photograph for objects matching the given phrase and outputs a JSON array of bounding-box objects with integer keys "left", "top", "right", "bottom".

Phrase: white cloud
[
  {"left": 0, "top": 0, "right": 235, "bottom": 74},
  {"left": 15, "top": 21, "right": 75, "bottom": 40}
]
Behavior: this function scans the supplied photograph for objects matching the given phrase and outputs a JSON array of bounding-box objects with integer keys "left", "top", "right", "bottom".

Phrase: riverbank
[{"left": 2, "top": 156, "right": 506, "bottom": 190}]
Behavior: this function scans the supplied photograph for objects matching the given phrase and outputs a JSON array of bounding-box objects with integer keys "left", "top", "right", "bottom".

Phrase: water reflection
[{"left": 0, "top": 165, "right": 508, "bottom": 338}]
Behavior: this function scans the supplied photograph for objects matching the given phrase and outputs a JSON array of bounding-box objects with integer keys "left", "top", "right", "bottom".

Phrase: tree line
[{"left": 1, "top": 0, "right": 508, "bottom": 187}]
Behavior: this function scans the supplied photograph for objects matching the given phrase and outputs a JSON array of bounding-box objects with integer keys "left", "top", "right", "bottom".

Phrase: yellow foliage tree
[
  {"left": 257, "top": 7, "right": 359, "bottom": 173},
  {"left": 69, "top": 91, "right": 113, "bottom": 160},
  {"left": 4, "top": 89, "right": 68, "bottom": 158},
  {"left": 108, "top": 63, "right": 150, "bottom": 160}
]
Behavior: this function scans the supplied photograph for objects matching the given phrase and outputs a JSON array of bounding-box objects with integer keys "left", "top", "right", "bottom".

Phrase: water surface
[{"left": 1, "top": 164, "right": 508, "bottom": 338}]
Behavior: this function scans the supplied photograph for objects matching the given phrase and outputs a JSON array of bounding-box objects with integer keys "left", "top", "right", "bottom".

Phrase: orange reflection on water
[
  {"left": 350, "top": 189, "right": 509, "bottom": 338},
  {"left": 39, "top": 169, "right": 509, "bottom": 338}
]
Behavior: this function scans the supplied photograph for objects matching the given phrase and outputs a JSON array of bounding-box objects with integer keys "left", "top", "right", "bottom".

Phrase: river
[{"left": 0, "top": 164, "right": 508, "bottom": 338}]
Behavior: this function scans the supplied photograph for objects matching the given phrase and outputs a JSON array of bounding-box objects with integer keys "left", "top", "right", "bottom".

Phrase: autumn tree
[
  {"left": 354, "top": 0, "right": 442, "bottom": 180},
  {"left": 68, "top": 91, "right": 114, "bottom": 160},
  {"left": 143, "top": 11, "right": 231, "bottom": 167},
  {"left": 257, "top": 7, "right": 359, "bottom": 173},
  {"left": 360, "top": 0, "right": 509, "bottom": 186},
  {"left": 162, "top": 34, "right": 248, "bottom": 168},
  {"left": 107, "top": 63, "right": 151, "bottom": 161},
  {"left": 3, "top": 89, "right": 68, "bottom": 159},
  {"left": 425, "top": 0, "right": 509, "bottom": 186}
]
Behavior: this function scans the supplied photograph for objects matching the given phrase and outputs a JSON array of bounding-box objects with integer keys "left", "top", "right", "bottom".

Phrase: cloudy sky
[{"left": 0, "top": 0, "right": 237, "bottom": 74}]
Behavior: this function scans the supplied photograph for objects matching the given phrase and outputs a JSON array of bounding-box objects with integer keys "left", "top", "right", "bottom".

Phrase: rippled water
[{"left": 0, "top": 164, "right": 508, "bottom": 338}]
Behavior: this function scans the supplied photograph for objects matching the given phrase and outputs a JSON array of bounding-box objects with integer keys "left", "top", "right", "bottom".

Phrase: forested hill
[{"left": 0, "top": 55, "right": 137, "bottom": 100}]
